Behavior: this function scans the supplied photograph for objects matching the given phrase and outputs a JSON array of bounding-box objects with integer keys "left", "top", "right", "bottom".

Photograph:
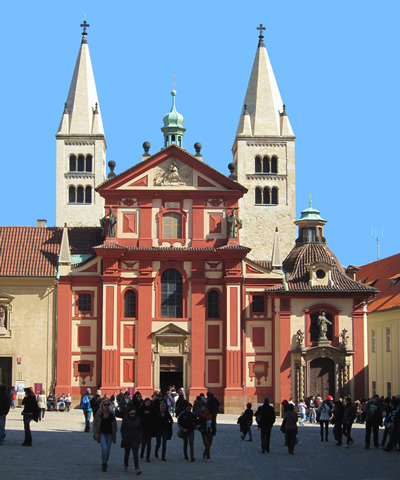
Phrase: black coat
[
  {"left": 178, "top": 411, "right": 198, "bottom": 432},
  {"left": 121, "top": 415, "right": 142, "bottom": 449},
  {"left": 256, "top": 403, "right": 276, "bottom": 428}
]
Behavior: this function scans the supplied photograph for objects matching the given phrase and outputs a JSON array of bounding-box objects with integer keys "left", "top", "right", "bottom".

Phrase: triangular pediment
[
  {"left": 0, "top": 291, "right": 15, "bottom": 303},
  {"left": 97, "top": 145, "right": 246, "bottom": 194},
  {"left": 153, "top": 323, "right": 189, "bottom": 337}
]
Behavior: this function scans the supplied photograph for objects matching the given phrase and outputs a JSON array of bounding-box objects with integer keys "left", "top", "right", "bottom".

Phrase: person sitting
[
  {"left": 57, "top": 394, "right": 66, "bottom": 412},
  {"left": 47, "top": 393, "right": 56, "bottom": 411},
  {"left": 64, "top": 393, "right": 72, "bottom": 412}
]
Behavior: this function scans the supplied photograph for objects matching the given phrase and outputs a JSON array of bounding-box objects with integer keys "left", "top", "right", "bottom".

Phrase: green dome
[
  {"left": 163, "top": 90, "right": 184, "bottom": 128},
  {"left": 297, "top": 206, "right": 326, "bottom": 223}
]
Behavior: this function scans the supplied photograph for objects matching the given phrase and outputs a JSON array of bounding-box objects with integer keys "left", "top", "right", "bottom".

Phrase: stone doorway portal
[{"left": 160, "top": 356, "right": 183, "bottom": 395}]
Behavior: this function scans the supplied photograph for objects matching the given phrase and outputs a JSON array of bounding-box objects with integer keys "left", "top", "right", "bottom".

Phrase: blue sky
[{"left": 1, "top": 1, "right": 398, "bottom": 268}]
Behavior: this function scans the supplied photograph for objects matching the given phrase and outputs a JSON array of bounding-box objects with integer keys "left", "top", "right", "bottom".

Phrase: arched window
[
  {"left": 271, "top": 156, "right": 278, "bottom": 174},
  {"left": 255, "top": 187, "right": 262, "bottom": 205},
  {"left": 85, "top": 186, "right": 92, "bottom": 204},
  {"left": 263, "top": 187, "right": 270, "bottom": 204},
  {"left": 271, "top": 187, "right": 278, "bottom": 205},
  {"left": 255, "top": 156, "right": 261, "bottom": 173},
  {"left": 171, "top": 135, "right": 176, "bottom": 142},
  {"left": 178, "top": 136, "right": 182, "bottom": 147},
  {"left": 207, "top": 290, "right": 220, "bottom": 318},
  {"left": 124, "top": 290, "right": 136, "bottom": 318},
  {"left": 86, "top": 155, "right": 93, "bottom": 172},
  {"left": 78, "top": 155, "right": 85, "bottom": 172},
  {"left": 263, "top": 156, "right": 270, "bottom": 173},
  {"left": 163, "top": 212, "right": 182, "bottom": 238},
  {"left": 69, "top": 155, "right": 77, "bottom": 172},
  {"left": 69, "top": 186, "right": 76, "bottom": 203},
  {"left": 77, "top": 186, "right": 84, "bottom": 203},
  {"left": 161, "top": 269, "right": 183, "bottom": 318}
]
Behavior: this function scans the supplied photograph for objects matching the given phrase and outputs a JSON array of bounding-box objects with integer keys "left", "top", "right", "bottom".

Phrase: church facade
[{"left": 0, "top": 24, "right": 376, "bottom": 412}]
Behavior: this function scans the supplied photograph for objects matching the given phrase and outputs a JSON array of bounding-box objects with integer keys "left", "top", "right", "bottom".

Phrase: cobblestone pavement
[{"left": 1, "top": 408, "right": 399, "bottom": 479}]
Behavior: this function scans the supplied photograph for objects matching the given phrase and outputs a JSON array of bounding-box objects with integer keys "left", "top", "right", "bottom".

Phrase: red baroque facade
[{"left": 55, "top": 146, "right": 376, "bottom": 412}]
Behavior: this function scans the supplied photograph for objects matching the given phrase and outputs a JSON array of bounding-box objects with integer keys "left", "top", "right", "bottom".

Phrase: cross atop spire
[
  {"left": 80, "top": 20, "right": 90, "bottom": 35},
  {"left": 172, "top": 72, "right": 176, "bottom": 90},
  {"left": 257, "top": 24, "right": 266, "bottom": 39}
]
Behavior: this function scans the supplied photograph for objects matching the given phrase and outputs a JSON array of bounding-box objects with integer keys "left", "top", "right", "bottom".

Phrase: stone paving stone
[{"left": 1, "top": 409, "right": 399, "bottom": 479}]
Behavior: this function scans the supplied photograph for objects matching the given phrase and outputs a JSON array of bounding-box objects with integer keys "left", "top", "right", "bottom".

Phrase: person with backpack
[
  {"left": 80, "top": 388, "right": 93, "bottom": 432},
  {"left": 238, "top": 403, "right": 254, "bottom": 441}
]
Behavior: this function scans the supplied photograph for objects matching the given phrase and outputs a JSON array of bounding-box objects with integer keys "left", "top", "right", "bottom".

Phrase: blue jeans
[
  {"left": 156, "top": 429, "right": 168, "bottom": 459},
  {"left": 100, "top": 433, "right": 113, "bottom": 465},
  {"left": 23, "top": 413, "right": 33, "bottom": 445},
  {"left": 299, "top": 412, "right": 306, "bottom": 425},
  {"left": 83, "top": 409, "right": 91, "bottom": 431},
  {"left": 124, "top": 447, "right": 139, "bottom": 468},
  {"left": 0, "top": 415, "right": 6, "bottom": 444}
]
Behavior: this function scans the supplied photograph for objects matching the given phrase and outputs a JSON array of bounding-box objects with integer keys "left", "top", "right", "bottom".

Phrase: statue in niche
[
  {"left": 101, "top": 207, "right": 117, "bottom": 237},
  {"left": 0, "top": 308, "right": 5, "bottom": 328},
  {"left": 317, "top": 310, "right": 332, "bottom": 341},
  {"left": 227, "top": 208, "right": 243, "bottom": 238},
  {"left": 296, "top": 329, "right": 304, "bottom": 348}
]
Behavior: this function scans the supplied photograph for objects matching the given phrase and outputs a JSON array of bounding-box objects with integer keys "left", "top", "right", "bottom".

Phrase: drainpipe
[{"left": 241, "top": 259, "right": 246, "bottom": 411}]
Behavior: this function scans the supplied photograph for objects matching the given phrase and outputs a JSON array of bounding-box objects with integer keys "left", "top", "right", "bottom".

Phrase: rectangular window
[
  {"left": 78, "top": 294, "right": 92, "bottom": 312},
  {"left": 387, "top": 382, "right": 392, "bottom": 398},
  {"left": 78, "top": 363, "right": 91, "bottom": 373},
  {"left": 372, "top": 381, "right": 376, "bottom": 396},
  {"left": 162, "top": 212, "right": 182, "bottom": 238},
  {"left": 386, "top": 327, "right": 391, "bottom": 352},
  {"left": 252, "top": 295, "right": 265, "bottom": 313},
  {"left": 371, "top": 330, "right": 376, "bottom": 352}
]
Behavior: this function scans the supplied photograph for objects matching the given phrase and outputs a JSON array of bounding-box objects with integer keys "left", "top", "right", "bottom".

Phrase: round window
[{"left": 316, "top": 269, "right": 326, "bottom": 279}]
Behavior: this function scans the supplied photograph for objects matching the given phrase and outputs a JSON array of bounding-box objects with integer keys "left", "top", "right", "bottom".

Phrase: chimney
[{"left": 37, "top": 219, "right": 47, "bottom": 227}]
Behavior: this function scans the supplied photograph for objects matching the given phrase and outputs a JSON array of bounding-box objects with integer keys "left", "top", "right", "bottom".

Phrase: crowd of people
[
  {"left": 79, "top": 385, "right": 220, "bottom": 473},
  {"left": 0, "top": 384, "right": 399, "bottom": 472}
]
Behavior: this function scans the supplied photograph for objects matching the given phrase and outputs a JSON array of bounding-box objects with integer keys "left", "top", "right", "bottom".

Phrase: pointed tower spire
[
  {"left": 232, "top": 25, "right": 296, "bottom": 263},
  {"left": 236, "top": 24, "right": 294, "bottom": 137},
  {"left": 271, "top": 227, "right": 281, "bottom": 268},
  {"left": 161, "top": 90, "right": 186, "bottom": 148},
  {"left": 58, "top": 223, "right": 71, "bottom": 276},
  {"left": 57, "top": 21, "right": 104, "bottom": 135},
  {"left": 56, "top": 21, "right": 106, "bottom": 227}
]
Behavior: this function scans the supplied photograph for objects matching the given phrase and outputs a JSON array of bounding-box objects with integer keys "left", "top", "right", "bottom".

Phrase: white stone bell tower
[
  {"left": 55, "top": 21, "right": 106, "bottom": 227},
  {"left": 232, "top": 24, "right": 296, "bottom": 262}
]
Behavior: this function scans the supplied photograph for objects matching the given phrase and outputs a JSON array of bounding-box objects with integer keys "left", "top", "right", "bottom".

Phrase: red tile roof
[
  {"left": 0, "top": 227, "right": 103, "bottom": 277},
  {"left": 357, "top": 253, "right": 400, "bottom": 312},
  {"left": 269, "top": 243, "right": 377, "bottom": 294}
]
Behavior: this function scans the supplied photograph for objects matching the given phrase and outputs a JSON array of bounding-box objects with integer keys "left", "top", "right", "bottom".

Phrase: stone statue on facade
[
  {"left": 295, "top": 329, "right": 305, "bottom": 349},
  {"left": 101, "top": 207, "right": 117, "bottom": 237},
  {"left": 317, "top": 310, "right": 332, "bottom": 341},
  {"left": 227, "top": 208, "right": 243, "bottom": 238},
  {"left": 0, "top": 308, "right": 5, "bottom": 328},
  {"left": 340, "top": 328, "right": 349, "bottom": 349}
]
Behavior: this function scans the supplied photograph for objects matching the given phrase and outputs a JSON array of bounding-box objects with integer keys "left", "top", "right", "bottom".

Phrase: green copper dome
[
  {"left": 161, "top": 90, "right": 186, "bottom": 148},
  {"left": 296, "top": 206, "right": 326, "bottom": 223}
]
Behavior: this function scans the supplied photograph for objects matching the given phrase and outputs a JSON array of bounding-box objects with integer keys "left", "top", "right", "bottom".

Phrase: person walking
[
  {"left": 139, "top": 398, "right": 156, "bottom": 462},
  {"left": 342, "top": 397, "right": 356, "bottom": 447},
  {"left": 154, "top": 401, "right": 173, "bottom": 461},
  {"left": 21, "top": 387, "right": 39, "bottom": 446},
  {"left": 238, "top": 403, "right": 254, "bottom": 441},
  {"left": 93, "top": 399, "right": 117, "bottom": 472},
  {"left": 178, "top": 403, "right": 198, "bottom": 461},
  {"left": 0, "top": 385, "right": 11, "bottom": 445},
  {"left": 284, "top": 403, "right": 298, "bottom": 455},
  {"left": 91, "top": 390, "right": 103, "bottom": 418},
  {"left": 255, "top": 398, "right": 276, "bottom": 453},
  {"left": 364, "top": 395, "right": 383, "bottom": 449},
  {"left": 80, "top": 388, "right": 93, "bottom": 432},
  {"left": 317, "top": 399, "right": 331, "bottom": 442},
  {"left": 37, "top": 389, "right": 46, "bottom": 421},
  {"left": 121, "top": 407, "right": 142, "bottom": 474},
  {"left": 198, "top": 406, "right": 216, "bottom": 462},
  {"left": 298, "top": 399, "right": 307, "bottom": 426},
  {"left": 331, "top": 400, "right": 344, "bottom": 446}
]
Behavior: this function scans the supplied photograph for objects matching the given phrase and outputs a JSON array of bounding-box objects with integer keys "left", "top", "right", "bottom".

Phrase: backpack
[{"left": 80, "top": 395, "right": 90, "bottom": 409}]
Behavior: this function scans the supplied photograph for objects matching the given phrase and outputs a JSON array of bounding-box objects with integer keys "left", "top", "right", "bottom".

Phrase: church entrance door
[
  {"left": 309, "top": 357, "right": 335, "bottom": 399},
  {"left": 159, "top": 356, "right": 183, "bottom": 395}
]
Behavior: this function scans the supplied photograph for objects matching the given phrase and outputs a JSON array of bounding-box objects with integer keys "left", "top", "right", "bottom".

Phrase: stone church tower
[
  {"left": 56, "top": 22, "right": 106, "bottom": 227},
  {"left": 232, "top": 25, "right": 296, "bottom": 263}
]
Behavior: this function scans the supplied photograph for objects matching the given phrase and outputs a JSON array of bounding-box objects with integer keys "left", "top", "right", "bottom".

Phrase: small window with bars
[{"left": 78, "top": 294, "right": 92, "bottom": 312}]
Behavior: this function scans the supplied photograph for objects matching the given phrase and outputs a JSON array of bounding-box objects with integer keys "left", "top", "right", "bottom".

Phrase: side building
[{"left": 357, "top": 254, "right": 400, "bottom": 398}]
